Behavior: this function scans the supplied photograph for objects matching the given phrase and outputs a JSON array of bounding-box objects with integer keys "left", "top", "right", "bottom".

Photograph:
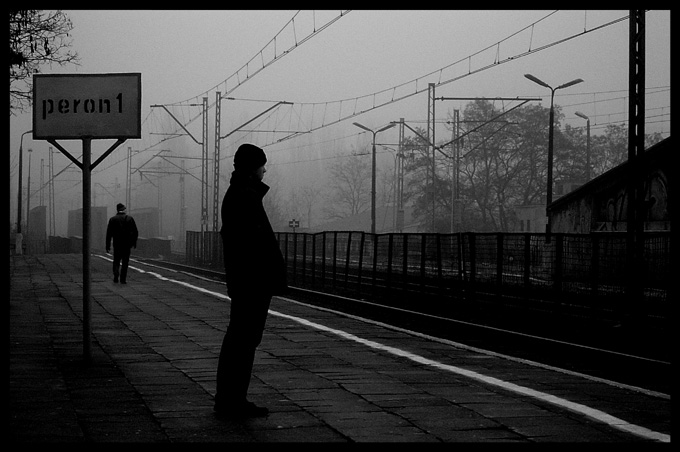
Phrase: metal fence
[
  {"left": 185, "top": 230, "right": 670, "bottom": 319},
  {"left": 186, "top": 231, "right": 223, "bottom": 268}
]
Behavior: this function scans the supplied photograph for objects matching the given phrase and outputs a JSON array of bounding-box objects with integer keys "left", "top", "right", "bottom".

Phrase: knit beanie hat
[
  {"left": 233, "top": 143, "right": 267, "bottom": 173},
  {"left": 117, "top": 203, "right": 126, "bottom": 212}
]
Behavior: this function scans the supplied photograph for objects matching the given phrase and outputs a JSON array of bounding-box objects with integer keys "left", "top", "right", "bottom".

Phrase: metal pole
[
  {"left": 371, "top": 132, "right": 377, "bottom": 235},
  {"left": 16, "top": 130, "right": 32, "bottom": 254},
  {"left": 17, "top": 141, "right": 24, "bottom": 235},
  {"left": 454, "top": 110, "right": 461, "bottom": 231},
  {"left": 157, "top": 162, "right": 162, "bottom": 236},
  {"left": 26, "top": 149, "right": 32, "bottom": 245},
  {"left": 585, "top": 118, "right": 591, "bottom": 181},
  {"left": 450, "top": 111, "right": 457, "bottom": 233},
  {"left": 82, "top": 137, "right": 92, "bottom": 363},
  {"left": 626, "top": 9, "right": 645, "bottom": 325},
  {"left": 126, "top": 146, "right": 132, "bottom": 210},
  {"left": 449, "top": 127, "right": 454, "bottom": 233},
  {"left": 49, "top": 147, "right": 55, "bottom": 237},
  {"left": 524, "top": 75, "right": 583, "bottom": 238},
  {"left": 201, "top": 97, "right": 208, "bottom": 262},
  {"left": 397, "top": 118, "right": 405, "bottom": 233},
  {"left": 40, "top": 158, "right": 45, "bottom": 207},
  {"left": 546, "top": 88, "right": 556, "bottom": 237},
  {"left": 392, "top": 151, "right": 397, "bottom": 232},
  {"left": 428, "top": 83, "right": 436, "bottom": 232},
  {"left": 213, "top": 92, "right": 222, "bottom": 236},
  {"left": 180, "top": 159, "right": 186, "bottom": 250},
  {"left": 353, "top": 122, "right": 394, "bottom": 234}
]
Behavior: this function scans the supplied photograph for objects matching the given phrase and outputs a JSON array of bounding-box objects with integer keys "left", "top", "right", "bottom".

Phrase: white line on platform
[
  {"left": 270, "top": 308, "right": 669, "bottom": 443},
  {"left": 103, "top": 256, "right": 669, "bottom": 443}
]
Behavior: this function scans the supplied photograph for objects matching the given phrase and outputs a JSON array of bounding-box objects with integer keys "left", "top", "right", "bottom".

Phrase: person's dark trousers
[
  {"left": 215, "top": 294, "right": 272, "bottom": 407},
  {"left": 112, "top": 246, "right": 132, "bottom": 283}
]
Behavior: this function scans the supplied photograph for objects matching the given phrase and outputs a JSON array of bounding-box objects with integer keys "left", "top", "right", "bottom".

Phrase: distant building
[
  {"left": 549, "top": 137, "right": 671, "bottom": 233},
  {"left": 27, "top": 205, "right": 47, "bottom": 240},
  {"left": 513, "top": 182, "right": 584, "bottom": 233},
  {"left": 67, "top": 206, "right": 108, "bottom": 251},
  {"left": 129, "top": 207, "right": 159, "bottom": 238},
  {"left": 513, "top": 204, "right": 545, "bottom": 233},
  {"left": 555, "top": 180, "right": 584, "bottom": 198}
]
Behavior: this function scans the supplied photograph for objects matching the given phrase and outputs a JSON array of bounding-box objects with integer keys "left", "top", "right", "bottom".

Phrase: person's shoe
[
  {"left": 214, "top": 400, "right": 269, "bottom": 419},
  {"left": 113, "top": 277, "right": 118, "bottom": 283},
  {"left": 120, "top": 279, "right": 126, "bottom": 284}
]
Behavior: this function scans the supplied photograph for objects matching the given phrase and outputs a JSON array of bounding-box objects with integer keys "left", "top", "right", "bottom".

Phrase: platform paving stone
[{"left": 10, "top": 254, "right": 670, "bottom": 443}]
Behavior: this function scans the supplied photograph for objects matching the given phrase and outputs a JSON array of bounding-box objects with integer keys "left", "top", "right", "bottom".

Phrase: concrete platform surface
[{"left": 9, "top": 254, "right": 671, "bottom": 443}]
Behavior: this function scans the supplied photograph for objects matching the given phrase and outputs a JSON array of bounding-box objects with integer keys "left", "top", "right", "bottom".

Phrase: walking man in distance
[
  {"left": 105, "top": 203, "right": 138, "bottom": 284},
  {"left": 214, "top": 143, "right": 287, "bottom": 418}
]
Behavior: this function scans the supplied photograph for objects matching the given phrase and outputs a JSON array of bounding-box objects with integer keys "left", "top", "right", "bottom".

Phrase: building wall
[
  {"left": 513, "top": 205, "right": 546, "bottom": 233},
  {"left": 67, "top": 206, "right": 108, "bottom": 250},
  {"left": 551, "top": 195, "right": 594, "bottom": 233},
  {"left": 549, "top": 138, "right": 671, "bottom": 233},
  {"left": 129, "top": 207, "right": 159, "bottom": 238},
  {"left": 28, "top": 205, "right": 47, "bottom": 240}
]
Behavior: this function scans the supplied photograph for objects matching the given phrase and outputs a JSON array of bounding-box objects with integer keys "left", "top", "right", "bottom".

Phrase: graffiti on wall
[{"left": 594, "top": 170, "right": 669, "bottom": 231}]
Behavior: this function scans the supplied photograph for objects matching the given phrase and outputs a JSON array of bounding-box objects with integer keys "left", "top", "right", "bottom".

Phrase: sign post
[
  {"left": 82, "top": 138, "right": 92, "bottom": 360},
  {"left": 33, "top": 73, "right": 141, "bottom": 363}
]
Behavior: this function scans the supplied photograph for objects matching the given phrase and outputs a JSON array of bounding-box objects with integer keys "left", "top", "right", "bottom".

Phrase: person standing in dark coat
[
  {"left": 214, "top": 143, "right": 287, "bottom": 418},
  {"left": 105, "top": 203, "right": 138, "bottom": 284}
]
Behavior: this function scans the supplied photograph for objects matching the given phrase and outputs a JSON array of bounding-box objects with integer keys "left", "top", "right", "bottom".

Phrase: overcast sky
[{"left": 10, "top": 10, "right": 670, "bottom": 232}]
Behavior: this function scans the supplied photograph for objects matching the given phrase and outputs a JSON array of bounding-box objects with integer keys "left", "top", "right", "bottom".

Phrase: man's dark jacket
[
  {"left": 220, "top": 171, "right": 287, "bottom": 298},
  {"left": 106, "top": 212, "right": 139, "bottom": 250}
]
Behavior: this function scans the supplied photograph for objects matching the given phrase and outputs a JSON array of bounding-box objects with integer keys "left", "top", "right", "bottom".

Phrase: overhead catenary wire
[
  {"left": 139, "top": 11, "right": 593, "bottom": 152},
  {"left": 233, "top": 11, "right": 636, "bottom": 149},
  {"left": 80, "top": 11, "right": 668, "bottom": 192}
]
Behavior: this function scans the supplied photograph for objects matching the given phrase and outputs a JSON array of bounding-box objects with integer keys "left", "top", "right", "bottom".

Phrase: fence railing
[
  {"left": 185, "top": 230, "right": 670, "bottom": 318},
  {"left": 186, "top": 231, "right": 223, "bottom": 268}
]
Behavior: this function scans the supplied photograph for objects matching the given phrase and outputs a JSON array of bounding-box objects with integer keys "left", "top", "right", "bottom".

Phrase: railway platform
[{"left": 10, "top": 254, "right": 670, "bottom": 443}]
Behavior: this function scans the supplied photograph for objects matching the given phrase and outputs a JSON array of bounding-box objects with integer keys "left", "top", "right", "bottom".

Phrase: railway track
[{"left": 133, "top": 256, "right": 671, "bottom": 397}]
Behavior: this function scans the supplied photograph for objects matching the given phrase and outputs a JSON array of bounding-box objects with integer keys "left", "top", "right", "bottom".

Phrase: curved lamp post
[
  {"left": 353, "top": 122, "right": 396, "bottom": 234},
  {"left": 524, "top": 74, "right": 583, "bottom": 235},
  {"left": 16, "top": 129, "right": 33, "bottom": 254}
]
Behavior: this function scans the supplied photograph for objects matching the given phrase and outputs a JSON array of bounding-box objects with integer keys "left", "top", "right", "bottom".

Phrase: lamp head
[
  {"left": 377, "top": 123, "right": 396, "bottom": 133},
  {"left": 557, "top": 78, "right": 584, "bottom": 90},
  {"left": 524, "top": 73, "right": 551, "bottom": 89},
  {"left": 353, "top": 122, "right": 372, "bottom": 133}
]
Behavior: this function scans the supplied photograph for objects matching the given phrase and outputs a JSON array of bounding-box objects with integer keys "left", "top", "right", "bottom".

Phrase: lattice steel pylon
[
  {"left": 201, "top": 97, "right": 209, "bottom": 237},
  {"left": 396, "top": 118, "right": 405, "bottom": 232},
  {"left": 212, "top": 92, "right": 221, "bottom": 235},
  {"left": 427, "top": 83, "right": 436, "bottom": 231}
]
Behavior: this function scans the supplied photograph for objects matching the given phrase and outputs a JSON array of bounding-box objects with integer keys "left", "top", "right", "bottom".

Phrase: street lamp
[
  {"left": 377, "top": 144, "right": 405, "bottom": 232},
  {"left": 575, "top": 111, "right": 591, "bottom": 182},
  {"left": 524, "top": 74, "right": 583, "bottom": 235},
  {"left": 16, "top": 129, "right": 32, "bottom": 255},
  {"left": 353, "top": 122, "right": 396, "bottom": 234},
  {"left": 26, "top": 148, "right": 33, "bottom": 244}
]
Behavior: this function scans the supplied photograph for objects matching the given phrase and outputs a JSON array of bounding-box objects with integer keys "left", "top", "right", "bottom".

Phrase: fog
[{"left": 9, "top": 10, "right": 670, "bottom": 241}]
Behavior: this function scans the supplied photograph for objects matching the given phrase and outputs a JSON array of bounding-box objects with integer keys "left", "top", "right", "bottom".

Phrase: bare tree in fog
[
  {"left": 323, "top": 151, "right": 371, "bottom": 221},
  {"left": 9, "top": 10, "right": 80, "bottom": 114}
]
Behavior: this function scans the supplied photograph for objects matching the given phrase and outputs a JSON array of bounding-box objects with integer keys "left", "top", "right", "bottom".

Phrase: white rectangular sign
[{"left": 33, "top": 73, "right": 141, "bottom": 139}]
